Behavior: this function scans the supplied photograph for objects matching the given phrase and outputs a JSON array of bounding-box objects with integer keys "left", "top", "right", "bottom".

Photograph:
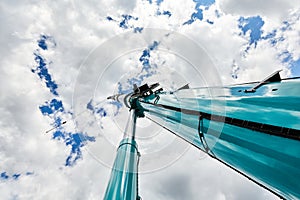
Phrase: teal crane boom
[
  {"left": 139, "top": 73, "right": 300, "bottom": 200},
  {"left": 104, "top": 71, "right": 300, "bottom": 200}
]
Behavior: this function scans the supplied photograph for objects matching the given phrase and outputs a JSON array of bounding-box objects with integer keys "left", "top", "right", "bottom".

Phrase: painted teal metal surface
[
  {"left": 140, "top": 79, "right": 300, "bottom": 199},
  {"left": 103, "top": 138, "right": 139, "bottom": 200}
]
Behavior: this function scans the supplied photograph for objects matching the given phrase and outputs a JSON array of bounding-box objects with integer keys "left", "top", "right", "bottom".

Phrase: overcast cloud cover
[{"left": 0, "top": 0, "right": 299, "bottom": 199}]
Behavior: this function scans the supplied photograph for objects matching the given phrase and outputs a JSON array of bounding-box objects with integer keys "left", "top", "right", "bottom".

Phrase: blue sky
[{"left": 0, "top": 0, "right": 299, "bottom": 199}]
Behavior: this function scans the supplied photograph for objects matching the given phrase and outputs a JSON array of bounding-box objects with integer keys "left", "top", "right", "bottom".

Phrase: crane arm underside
[{"left": 139, "top": 79, "right": 300, "bottom": 200}]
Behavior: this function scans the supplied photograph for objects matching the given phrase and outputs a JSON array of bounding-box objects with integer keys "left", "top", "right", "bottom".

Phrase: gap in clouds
[
  {"left": 238, "top": 16, "right": 264, "bottom": 49},
  {"left": 87, "top": 40, "right": 162, "bottom": 128},
  {"left": 32, "top": 34, "right": 96, "bottom": 167},
  {"left": 237, "top": 11, "right": 300, "bottom": 78},
  {"left": 106, "top": 14, "right": 144, "bottom": 33},
  {"left": 34, "top": 32, "right": 164, "bottom": 167},
  {"left": 117, "top": 40, "right": 160, "bottom": 94},
  {"left": 0, "top": 172, "right": 33, "bottom": 181},
  {"left": 183, "top": 0, "right": 215, "bottom": 25}
]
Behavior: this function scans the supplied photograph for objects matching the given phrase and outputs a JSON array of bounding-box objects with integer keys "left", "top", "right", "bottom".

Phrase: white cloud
[
  {"left": 139, "top": 146, "right": 277, "bottom": 200},
  {"left": 219, "top": 0, "right": 299, "bottom": 24},
  {"left": 180, "top": 12, "right": 247, "bottom": 84},
  {"left": 236, "top": 40, "right": 285, "bottom": 82},
  {"left": 1, "top": 0, "right": 299, "bottom": 199},
  {"left": 282, "top": 10, "right": 300, "bottom": 61}
]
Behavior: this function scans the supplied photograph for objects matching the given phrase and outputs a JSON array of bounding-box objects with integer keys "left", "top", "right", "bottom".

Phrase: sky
[{"left": 0, "top": 0, "right": 300, "bottom": 199}]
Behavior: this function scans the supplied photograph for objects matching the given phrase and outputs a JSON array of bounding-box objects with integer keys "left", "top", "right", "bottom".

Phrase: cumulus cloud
[
  {"left": 1, "top": 0, "right": 299, "bottom": 199},
  {"left": 139, "top": 147, "right": 277, "bottom": 200},
  {"left": 219, "top": 0, "right": 299, "bottom": 24}
]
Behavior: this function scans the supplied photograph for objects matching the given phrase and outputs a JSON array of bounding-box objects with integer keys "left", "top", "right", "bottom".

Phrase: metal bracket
[
  {"left": 245, "top": 70, "right": 282, "bottom": 93},
  {"left": 198, "top": 115, "right": 210, "bottom": 153}
]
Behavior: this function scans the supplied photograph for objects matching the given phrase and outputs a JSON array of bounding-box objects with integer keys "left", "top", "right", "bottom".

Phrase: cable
[
  {"left": 45, "top": 98, "right": 107, "bottom": 133},
  {"left": 45, "top": 121, "right": 67, "bottom": 133}
]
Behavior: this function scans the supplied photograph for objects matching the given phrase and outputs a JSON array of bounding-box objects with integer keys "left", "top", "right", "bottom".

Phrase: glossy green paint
[
  {"left": 141, "top": 79, "right": 300, "bottom": 199},
  {"left": 103, "top": 138, "right": 139, "bottom": 200}
]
